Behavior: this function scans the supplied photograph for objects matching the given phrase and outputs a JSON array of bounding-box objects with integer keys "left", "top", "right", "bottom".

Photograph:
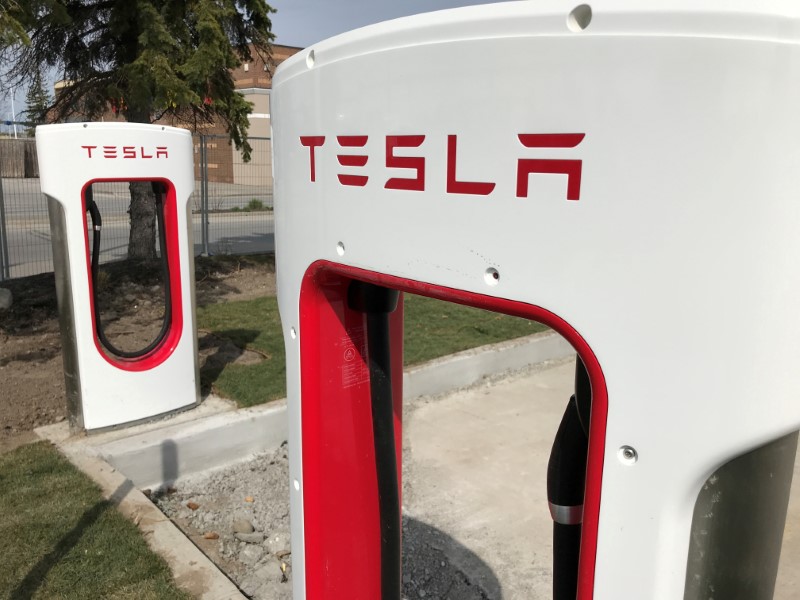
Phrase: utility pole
[{"left": 10, "top": 86, "right": 18, "bottom": 139}]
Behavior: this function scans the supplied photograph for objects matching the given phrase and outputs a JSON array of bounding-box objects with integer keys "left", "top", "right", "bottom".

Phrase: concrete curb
[
  {"left": 97, "top": 331, "right": 575, "bottom": 489},
  {"left": 403, "top": 330, "right": 574, "bottom": 399},
  {"left": 35, "top": 330, "right": 575, "bottom": 600},
  {"left": 99, "top": 400, "right": 288, "bottom": 490},
  {"left": 35, "top": 426, "right": 246, "bottom": 600}
]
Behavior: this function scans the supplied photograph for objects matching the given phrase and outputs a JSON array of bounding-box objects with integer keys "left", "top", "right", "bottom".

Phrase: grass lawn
[
  {"left": 0, "top": 442, "right": 191, "bottom": 600},
  {"left": 198, "top": 293, "right": 548, "bottom": 407},
  {"left": 403, "top": 294, "right": 547, "bottom": 365}
]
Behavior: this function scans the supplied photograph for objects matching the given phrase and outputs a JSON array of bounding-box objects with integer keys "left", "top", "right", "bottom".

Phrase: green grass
[
  {"left": 197, "top": 295, "right": 285, "bottom": 407},
  {"left": 198, "top": 293, "right": 547, "bottom": 407},
  {"left": 403, "top": 294, "right": 547, "bottom": 365},
  {"left": 229, "top": 199, "right": 272, "bottom": 212},
  {"left": 0, "top": 442, "right": 191, "bottom": 600}
]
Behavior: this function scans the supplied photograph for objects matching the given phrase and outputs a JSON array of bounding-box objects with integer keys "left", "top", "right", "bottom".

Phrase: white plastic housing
[
  {"left": 274, "top": 1, "right": 800, "bottom": 598},
  {"left": 36, "top": 123, "right": 198, "bottom": 431}
]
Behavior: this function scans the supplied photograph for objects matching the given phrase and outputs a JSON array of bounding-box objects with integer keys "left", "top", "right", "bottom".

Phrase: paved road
[
  {"left": 1, "top": 177, "right": 274, "bottom": 279},
  {"left": 1, "top": 178, "right": 273, "bottom": 217},
  {"left": 3, "top": 214, "right": 275, "bottom": 279},
  {"left": 404, "top": 359, "right": 800, "bottom": 599}
]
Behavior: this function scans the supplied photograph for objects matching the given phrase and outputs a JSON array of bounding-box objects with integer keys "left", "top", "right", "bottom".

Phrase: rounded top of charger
[{"left": 274, "top": 0, "right": 800, "bottom": 86}]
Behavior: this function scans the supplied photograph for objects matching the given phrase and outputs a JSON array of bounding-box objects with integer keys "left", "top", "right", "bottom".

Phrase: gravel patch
[
  {"left": 154, "top": 442, "right": 495, "bottom": 599},
  {"left": 153, "top": 443, "right": 292, "bottom": 600}
]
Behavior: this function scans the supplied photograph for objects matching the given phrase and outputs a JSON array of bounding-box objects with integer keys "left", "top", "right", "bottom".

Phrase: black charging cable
[
  {"left": 86, "top": 182, "right": 173, "bottom": 358},
  {"left": 547, "top": 357, "right": 592, "bottom": 600},
  {"left": 347, "top": 281, "right": 401, "bottom": 600}
]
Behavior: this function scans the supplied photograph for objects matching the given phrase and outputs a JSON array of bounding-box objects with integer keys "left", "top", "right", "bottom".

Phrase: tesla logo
[
  {"left": 81, "top": 145, "right": 169, "bottom": 159},
  {"left": 299, "top": 133, "right": 585, "bottom": 200}
]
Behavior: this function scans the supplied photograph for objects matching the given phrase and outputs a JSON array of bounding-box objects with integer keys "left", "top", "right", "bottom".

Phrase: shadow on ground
[
  {"left": 403, "top": 516, "right": 502, "bottom": 600},
  {"left": 198, "top": 329, "right": 262, "bottom": 396},
  {"left": 9, "top": 479, "right": 134, "bottom": 599}
]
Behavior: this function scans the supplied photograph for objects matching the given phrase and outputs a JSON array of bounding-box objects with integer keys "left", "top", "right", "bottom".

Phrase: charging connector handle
[
  {"left": 86, "top": 182, "right": 172, "bottom": 359},
  {"left": 547, "top": 358, "right": 591, "bottom": 600},
  {"left": 348, "top": 281, "right": 401, "bottom": 600}
]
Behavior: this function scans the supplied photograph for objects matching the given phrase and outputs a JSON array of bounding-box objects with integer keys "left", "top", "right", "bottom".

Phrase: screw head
[{"left": 618, "top": 445, "right": 638, "bottom": 465}]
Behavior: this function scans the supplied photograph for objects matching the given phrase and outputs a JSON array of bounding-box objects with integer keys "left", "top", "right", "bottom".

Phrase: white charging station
[
  {"left": 36, "top": 123, "right": 199, "bottom": 431},
  {"left": 274, "top": 2, "right": 800, "bottom": 599}
]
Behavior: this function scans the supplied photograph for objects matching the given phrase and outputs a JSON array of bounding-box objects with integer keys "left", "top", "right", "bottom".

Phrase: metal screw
[{"left": 619, "top": 445, "right": 638, "bottom": 465}]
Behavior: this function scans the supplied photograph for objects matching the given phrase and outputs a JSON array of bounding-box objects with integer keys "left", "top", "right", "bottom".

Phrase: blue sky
[{"left": 269, "top": 0, "right": 514, "bottom": 48}]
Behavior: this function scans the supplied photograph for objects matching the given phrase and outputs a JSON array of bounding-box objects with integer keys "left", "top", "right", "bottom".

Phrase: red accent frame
[
  {"left": 81, "top": 178, "right": 184, "bottom": 372},
  {"left": 300, "top": 261, "right": 607, "bottom": 600}
]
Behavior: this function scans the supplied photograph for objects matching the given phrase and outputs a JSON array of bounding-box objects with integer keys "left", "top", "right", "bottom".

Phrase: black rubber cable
[
  {"left": 87, "top": 182, "right": 173, "bottom": 359},
  {"left": 547, "top": 357, "right": 592, "bottom": 600},
  {"left": 574, "top": 356, "right": 592, "bottom": 437},
  {"left": 347, "top": 281, "right": 402, "bottom": 600}
]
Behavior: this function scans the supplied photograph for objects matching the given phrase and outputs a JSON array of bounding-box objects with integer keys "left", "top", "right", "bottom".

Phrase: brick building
[
  {"left": 53, "top": 44, "right": 302, "bottom": 184},
  {"left": 226, "top": 44, "right": 302, "bottom": 185}
]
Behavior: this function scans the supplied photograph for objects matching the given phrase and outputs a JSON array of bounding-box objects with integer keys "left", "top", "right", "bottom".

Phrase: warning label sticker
[{"left": 341, "top": 326, "right": 369, "bottom": 389}]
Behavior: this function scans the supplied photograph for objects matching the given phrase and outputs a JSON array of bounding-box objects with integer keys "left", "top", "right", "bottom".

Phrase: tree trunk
[
  {"left": 126, "top": 108, "right": 157, "bottom": 259},
  {"left": 128, "top": 181, "right": 157, "bottom": 259}
]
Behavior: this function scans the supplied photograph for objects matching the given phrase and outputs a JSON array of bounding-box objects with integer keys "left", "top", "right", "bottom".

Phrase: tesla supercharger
[
  {"left": 273, "top": 2, "right": 800, "bottom": 599},
  {"left": 36, "top": 123, "right": 199, "bottom": 431}
]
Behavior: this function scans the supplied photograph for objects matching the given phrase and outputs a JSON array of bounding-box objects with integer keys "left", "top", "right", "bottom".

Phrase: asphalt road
[
  {"left": 1, "top": 178, "right": 273, "bottom": 217},
  {"left": 0, "top": 178, "right": 274, "bottom": 279}
]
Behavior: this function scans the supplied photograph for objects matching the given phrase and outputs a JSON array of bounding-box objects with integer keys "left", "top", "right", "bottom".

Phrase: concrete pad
[
  {"left": 96, "top": 400, "right": 288, "bottom": 490},
  {"left": 404, "top": 359, "right": 570, "bottom": 599},
  {"left": 404, "top": 359, "right": 800, "bottom": 599}
]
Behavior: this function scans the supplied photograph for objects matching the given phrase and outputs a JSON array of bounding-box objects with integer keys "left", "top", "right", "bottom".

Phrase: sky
[
  {"left": 269, "top": 0, "right": 515, "bottom": 48},
  {"left": 0, "top": 0, "right": 517, "bottom": 134}
]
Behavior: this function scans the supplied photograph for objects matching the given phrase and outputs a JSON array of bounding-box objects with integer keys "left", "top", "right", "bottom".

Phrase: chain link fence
[
  {"left": 0, "top": 137, "right": 50, "bottom": 280},
  {"left": 0, "top": 134, "right": 273, "bottom": 281},
  {"left": 195, "top": 135, "right": 274, "bottom": 257}
]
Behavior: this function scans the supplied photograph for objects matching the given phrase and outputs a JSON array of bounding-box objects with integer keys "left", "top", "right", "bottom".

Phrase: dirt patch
[
  {"left": 0, "top": 255, "right": 276, "bottom": 446},
  {"left": 195, "top": 256, "right": 276, "bottom": 304}
]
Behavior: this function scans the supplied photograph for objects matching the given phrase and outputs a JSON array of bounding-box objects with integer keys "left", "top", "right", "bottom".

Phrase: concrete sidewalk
[{"left": 403, "top": 358, "right": 800, "bottom": 599}]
